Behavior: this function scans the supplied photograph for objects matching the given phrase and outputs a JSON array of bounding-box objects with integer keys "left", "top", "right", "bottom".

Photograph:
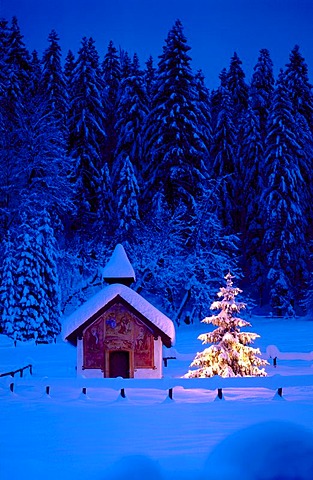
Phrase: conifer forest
[{"left": 0, "top": 16, "right": 313, "bottom": 342}]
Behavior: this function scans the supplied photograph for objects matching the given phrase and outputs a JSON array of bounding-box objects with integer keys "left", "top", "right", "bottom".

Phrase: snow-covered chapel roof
[{"left": 62, "top": 283, "right": 175, "bottom": 346}]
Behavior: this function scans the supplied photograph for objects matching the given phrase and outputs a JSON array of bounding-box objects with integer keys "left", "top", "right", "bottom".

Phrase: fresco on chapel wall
[
  {"left": 83, "top": 303, "right": 154, "bottom": 370},
  {"left": 83, "top": 316, "right": 105, "bottom": 368}
]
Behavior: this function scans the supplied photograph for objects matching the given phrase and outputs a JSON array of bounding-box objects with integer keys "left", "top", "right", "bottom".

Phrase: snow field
[{"left": 1, "top": 316, "right": 313, "bottom": 480}]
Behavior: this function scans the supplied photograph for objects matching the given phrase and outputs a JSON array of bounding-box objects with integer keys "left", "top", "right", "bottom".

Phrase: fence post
[
  {"left": 82, "top": 387, "right": 87, "bottom": 395},
  {"left": 217, "top": 388, "right": 223, "bottom": 400},
  {"left": 9, "top": 382, "right": 14, "bottom": 393},
  {"left": 277, "top": 387, "right": 283, "bottom": 397},
  {"left": 120, "top": 388, "right": 126, "bottom": 398},
  {"left": 46, "top": 386, "right": 50, "bottom": 396},
  {"left": 168, "top": 388, "right": 173, "bottom": 400}
]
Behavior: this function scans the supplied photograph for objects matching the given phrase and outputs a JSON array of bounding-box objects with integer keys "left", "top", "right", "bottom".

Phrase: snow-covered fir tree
[
  {"left": 144, "top": 55, "right": 156, "bottom": 106},
  {"left": 284, "top": 45, "right": 313, "bottom": 129},
  {"left": 262, "top": 70, "right": 309, "bottom": 315},
  {"left": 226, "top": 51, "right": 248, "bottom": 122},
  {"left": 14, "top": 213, "right": 49, "bottom": 341},
  {"left": 116, "top": 154, "right": 140, "bottom": 236},
  {"left": 249, "top": 48, "right": 274, "bottom": 137},
  {"left": 41, "top": 30, "right": 68, "bottom": 130},
  {"left": 101, "top": 40, "right": 121, "bottom": 169},
  {"left": 67, "top": 36, "right": 106, "bottom": 224},
  {"left": 237, "top": 100, "right": 266, "bottom": 302},
  {"left": 184, "top": 273, "right": 268, "bottom": 377},
  {"left": 211, "top": 82, "right": 237, "bottom": 232},
  {"left": 36, "top": 208, "right": 61, "bottom": 339},
  {"left": 142, "top": 19, "right": 209, "bottom": 216},
  {"left": 0, "top": 232, "right": 17, "bottom": 336},
  {"left": 113, "top": 53, "right": 149, "bottom": 182},
  {"left": 12, "top": 210, "right": 61, "bottom": 342}
]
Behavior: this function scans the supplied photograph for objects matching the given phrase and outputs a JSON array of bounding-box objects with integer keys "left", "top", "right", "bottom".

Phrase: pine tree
[
  {"left": 14, "top": 214, "right": 48, "bottom": 341},
  {"left": 211, "top": 83, "right": 237, "bottom": 232},
  {"left": 41, "top": 30, "right": 68, "bottom": 129},
  {"left": 142, "top": 19, "right": 209, "bottom": 216},
  {"left": 0, "top": 232, "right": 17, "bottom": 336},
  {"left": 227, "top": 52, "right": 248, "bottom": 121},
  {"left": 96, "top": 161, "right": 115, "bottom": 237},
  {"left": 284, "top": 45, "right": 313, "bottom": 128},
  {"left": 116, "top": 154, "right": 140, "bottom": 237},
  {"left": 249, "top": 48, "right": 274, "bottom": 136},
  {"left": 64, "top": 49, "right": 75, "bottom": 89},
  {"left": 113, "top": 53, "right": 149, "bottom": 182},
  {"left": 0, "top": 18, "right": 10, "bottom": 97},
  {"left": 13, "top": 210, "right": 61, "bottom": 342},
  {"left": 17, "top": 92, "right": 72, "bottom": 223},
  {"left": 68, "top": 37, "right": 106, "bottom": 222},
  {"left": 5, "top": 16, "right": 31, "bottom": 112},
  {"left": 283, "top": 45, "right": 313, "bottom": 231},
  {"left": 211, "top": 68, "right": 228, "bottom": 129},
  {"left": 262, "top": 70, "right": 309, "bottom": 315},
  {"left": 101, "top": 40, "right": 121, "bottom": 168},
  {"left": 184, "top": 273, "right": 268, "bottom": 378},
  {"left": 144, "top": 55, "right": 156, "bottom": 106},
  {"left": 29, "top": 50, "right": 42, "bottom": 97},
  {"left": 37, "top": 208, "right": 61, "bottom": 339},
  {"left": 237, "top": 101, "right": 265, "bottom": 298},
  {"left": 194, "top": 69, "right": 212, "bottom": 153}
]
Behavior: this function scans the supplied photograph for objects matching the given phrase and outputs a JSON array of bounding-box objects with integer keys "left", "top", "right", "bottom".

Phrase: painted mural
[{"left": 83, "top": 303, "right": 154, "bottom": 371}]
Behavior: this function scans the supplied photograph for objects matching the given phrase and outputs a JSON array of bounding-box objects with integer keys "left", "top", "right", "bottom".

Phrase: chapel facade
[{"left": 62, "top": 244, "right": 175, "bottom": 379}]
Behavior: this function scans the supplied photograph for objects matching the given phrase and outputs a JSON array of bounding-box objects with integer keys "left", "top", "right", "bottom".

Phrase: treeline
[{"left": 0, "top": 17, "right": 312, "bottom": 342}]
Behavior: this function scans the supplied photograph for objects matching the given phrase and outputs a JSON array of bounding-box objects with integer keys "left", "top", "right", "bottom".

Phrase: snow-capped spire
[{"left": 102, "top": 244, "right": 136, "bottom": 286}]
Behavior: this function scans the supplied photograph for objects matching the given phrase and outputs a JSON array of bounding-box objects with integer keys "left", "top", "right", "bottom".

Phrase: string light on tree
[{"left": 184, "top": 272, "right": 268, "bottom": 378}]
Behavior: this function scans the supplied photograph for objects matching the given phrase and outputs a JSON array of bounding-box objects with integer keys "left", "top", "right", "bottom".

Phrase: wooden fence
[{"left": 0, "top": 364, "right": 32, "bottom": 378}]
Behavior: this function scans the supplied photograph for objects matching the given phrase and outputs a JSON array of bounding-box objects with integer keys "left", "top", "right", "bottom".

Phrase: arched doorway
[{"left": 109, "top": 350, "right": 130, "bottom": 378}]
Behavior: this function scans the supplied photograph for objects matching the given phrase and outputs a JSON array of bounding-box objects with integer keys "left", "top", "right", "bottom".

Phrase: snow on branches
[{"left": 184, "top": 272, "right": 268, "bottom": 378}]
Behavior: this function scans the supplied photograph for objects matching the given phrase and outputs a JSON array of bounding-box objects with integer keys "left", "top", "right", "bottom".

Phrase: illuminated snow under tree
[{"left": 184, "top": 273, "right": 268, "bottom": 378}]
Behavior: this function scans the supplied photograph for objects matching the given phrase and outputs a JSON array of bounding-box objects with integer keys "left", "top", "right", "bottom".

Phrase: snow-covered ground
[{"left": 1, "top": 315, "right": 313, "bottom": 480}]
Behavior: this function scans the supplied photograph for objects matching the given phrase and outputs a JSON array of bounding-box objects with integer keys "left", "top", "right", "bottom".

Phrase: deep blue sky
[{"left": 1, "top": 0, "right": 313, "bottom": 88}]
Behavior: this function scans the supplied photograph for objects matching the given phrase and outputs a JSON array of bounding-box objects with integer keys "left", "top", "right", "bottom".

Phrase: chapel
[{"left": 62, "top": 244, "right": 175, "bottom": 378}]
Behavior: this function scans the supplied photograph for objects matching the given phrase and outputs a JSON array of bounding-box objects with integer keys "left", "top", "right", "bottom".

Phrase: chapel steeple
[{"left": 102, "top": 244, "right": 136, "bottom": 286}]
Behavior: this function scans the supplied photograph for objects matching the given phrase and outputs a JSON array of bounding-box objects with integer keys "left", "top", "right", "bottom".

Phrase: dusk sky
[{"left": 1, "top": 0, "right": 313, "bottom": 87}]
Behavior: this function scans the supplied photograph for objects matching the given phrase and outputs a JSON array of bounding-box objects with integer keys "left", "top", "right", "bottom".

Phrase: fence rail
[{"left": 0, "top": 364, "right": 32, "bottom": 378}]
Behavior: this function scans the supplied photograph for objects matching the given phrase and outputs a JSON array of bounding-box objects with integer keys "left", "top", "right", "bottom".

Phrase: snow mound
[
  {"left": 205, "top": 420, "right": 313, "bottom": 480},
  {"left": 104, "top": 454, "right": 163, "bottom": 480},
  {"left": 0, "top": 334, "right": 14, "bottom": 347}
]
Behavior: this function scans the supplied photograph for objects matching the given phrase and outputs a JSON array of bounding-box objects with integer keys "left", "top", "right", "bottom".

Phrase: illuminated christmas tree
[{"left": 184, "top": 272, "right": 268, "bottom": 377}]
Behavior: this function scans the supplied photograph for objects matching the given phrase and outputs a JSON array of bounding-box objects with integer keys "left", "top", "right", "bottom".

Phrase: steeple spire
[{"left": 102, "top": 244, "right": 136, "bottom": 286}]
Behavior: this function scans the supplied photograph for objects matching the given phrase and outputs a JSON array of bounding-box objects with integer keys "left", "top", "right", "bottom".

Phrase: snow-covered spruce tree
[
  {"left": 116, "top": 154, "right": 140, "bottom": 238},
  {"left": 14, "top": 213, "right": 49, "bottom": 341},
  {"left": 41, "top": 30, "right": 68, "bottom": 130},
  {"left": 236, "top": 100, "right": 266, "bottom": 303},
  {"left": 211, "top": 82, "right": 237, "bottom": 233},
  {"left": 113, "top": 53, "right": 149, "bottom": 183},
  {"left": 67, "top": 36, "right": 106, "bottom": 225},
  {"left": 184, "top": 273, "right": 268, "bottom": 378},
  {"left": 262, "top": 70, "right": 310, "bottom": 315},
  {"left": 249, "top": 48, "right": 274, "bottom": 137},
  {"left": 226, "top": 52, "right": 248, "bottom": 123},
  {"left": 101, "top": 40, "right": 121, "bottom": 169},
  {"left": 0, "top": 232, "right": 17, "bottom": 336},
  {"left": 37, "top": 208, "right": 61, "bottom": 340},
  {"left": 284, "top": 45, "right": 313, "bottom": 130},
  {"left": 141, "top": 19, "right": 209, "bottom": 216}
]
